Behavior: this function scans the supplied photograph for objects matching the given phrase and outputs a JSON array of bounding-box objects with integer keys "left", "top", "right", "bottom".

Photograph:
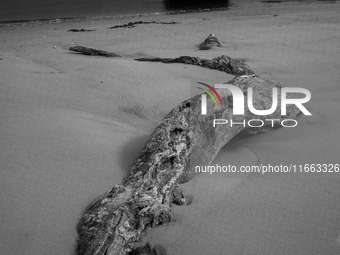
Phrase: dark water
[
  {"left": 0, "top": 0, "right": 338, "bottom": 22},
  {"left": 0, "top": 0, "right": 229, "bottom": 22}
]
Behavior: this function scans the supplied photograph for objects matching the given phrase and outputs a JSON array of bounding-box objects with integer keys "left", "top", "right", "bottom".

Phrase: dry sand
[{"left": 1, "top": 1, "right": 340, "bottom": 254}]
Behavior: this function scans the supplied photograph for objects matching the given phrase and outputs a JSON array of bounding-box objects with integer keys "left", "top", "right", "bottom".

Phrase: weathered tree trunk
[{"left": 76, "top": 72, "right": 301, "bottom": 255}]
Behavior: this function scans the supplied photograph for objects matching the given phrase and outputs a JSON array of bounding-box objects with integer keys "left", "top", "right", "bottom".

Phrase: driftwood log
[
  {"left": 76, "top": 59, "right": 301, "bottom": 254},
  {"left": 69, "top": 46, "right": 121, "bottom": 57},
  {"left": 135, "top": 55, "right": 256, "bottom": 76}
]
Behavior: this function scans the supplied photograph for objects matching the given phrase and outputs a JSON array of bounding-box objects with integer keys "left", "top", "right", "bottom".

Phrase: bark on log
[
  {"left": 135, "top": 55, "right": 256, "bottom": 76},
  {"left": 76, "top": 73, "right": 301, "bottom": 255}
]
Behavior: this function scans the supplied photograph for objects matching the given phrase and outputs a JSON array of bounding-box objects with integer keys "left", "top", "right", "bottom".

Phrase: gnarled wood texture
[{"left": 76, "top": 64, "right": 301, "bottom": 254}]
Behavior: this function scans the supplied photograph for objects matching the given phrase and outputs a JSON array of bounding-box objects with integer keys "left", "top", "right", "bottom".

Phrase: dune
[{"left": 0, "top": 1, "right": 340, "bottom": 254}]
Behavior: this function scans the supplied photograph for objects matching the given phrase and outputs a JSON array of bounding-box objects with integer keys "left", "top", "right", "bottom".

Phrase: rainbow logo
[
  {"left": 196, "top": 82, "right": 223, "bottom": 106},
  {"left": 196, "top": 82, "right": 223, "bottom": 115}
]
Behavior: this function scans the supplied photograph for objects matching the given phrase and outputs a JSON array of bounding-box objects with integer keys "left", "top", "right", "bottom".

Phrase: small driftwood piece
[
  {"left": 108, "top": 21, "right": 178, "bottom": 29},
  {"left": 135, "top": 55, "right": 256, "bottom": 76},
  {"left": 69, "top": 46, "right": 121, "bottom": 57},
  {"left": 198, "top": 33, "right": 223, "bottom": 50},
  {"left": 68, "top": 29, "right": 96, "bottom": 32},
  {"left": 76, "top": 72, "right": 301, "bottom": 254}
]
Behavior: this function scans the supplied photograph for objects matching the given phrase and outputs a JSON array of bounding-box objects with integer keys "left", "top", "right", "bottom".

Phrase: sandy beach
[{"left": 1, "top": 1, "right": 340, "bottom": 254}]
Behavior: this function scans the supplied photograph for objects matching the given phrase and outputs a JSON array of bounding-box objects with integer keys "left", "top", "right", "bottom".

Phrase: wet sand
[{"left": 0, "top": 1, "right": 340, "bottom": 254}]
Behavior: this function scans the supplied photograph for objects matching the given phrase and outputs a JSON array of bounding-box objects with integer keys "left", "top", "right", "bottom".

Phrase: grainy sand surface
[{"left": 0, "top": 2, "right": 340, "bottom": 254}]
